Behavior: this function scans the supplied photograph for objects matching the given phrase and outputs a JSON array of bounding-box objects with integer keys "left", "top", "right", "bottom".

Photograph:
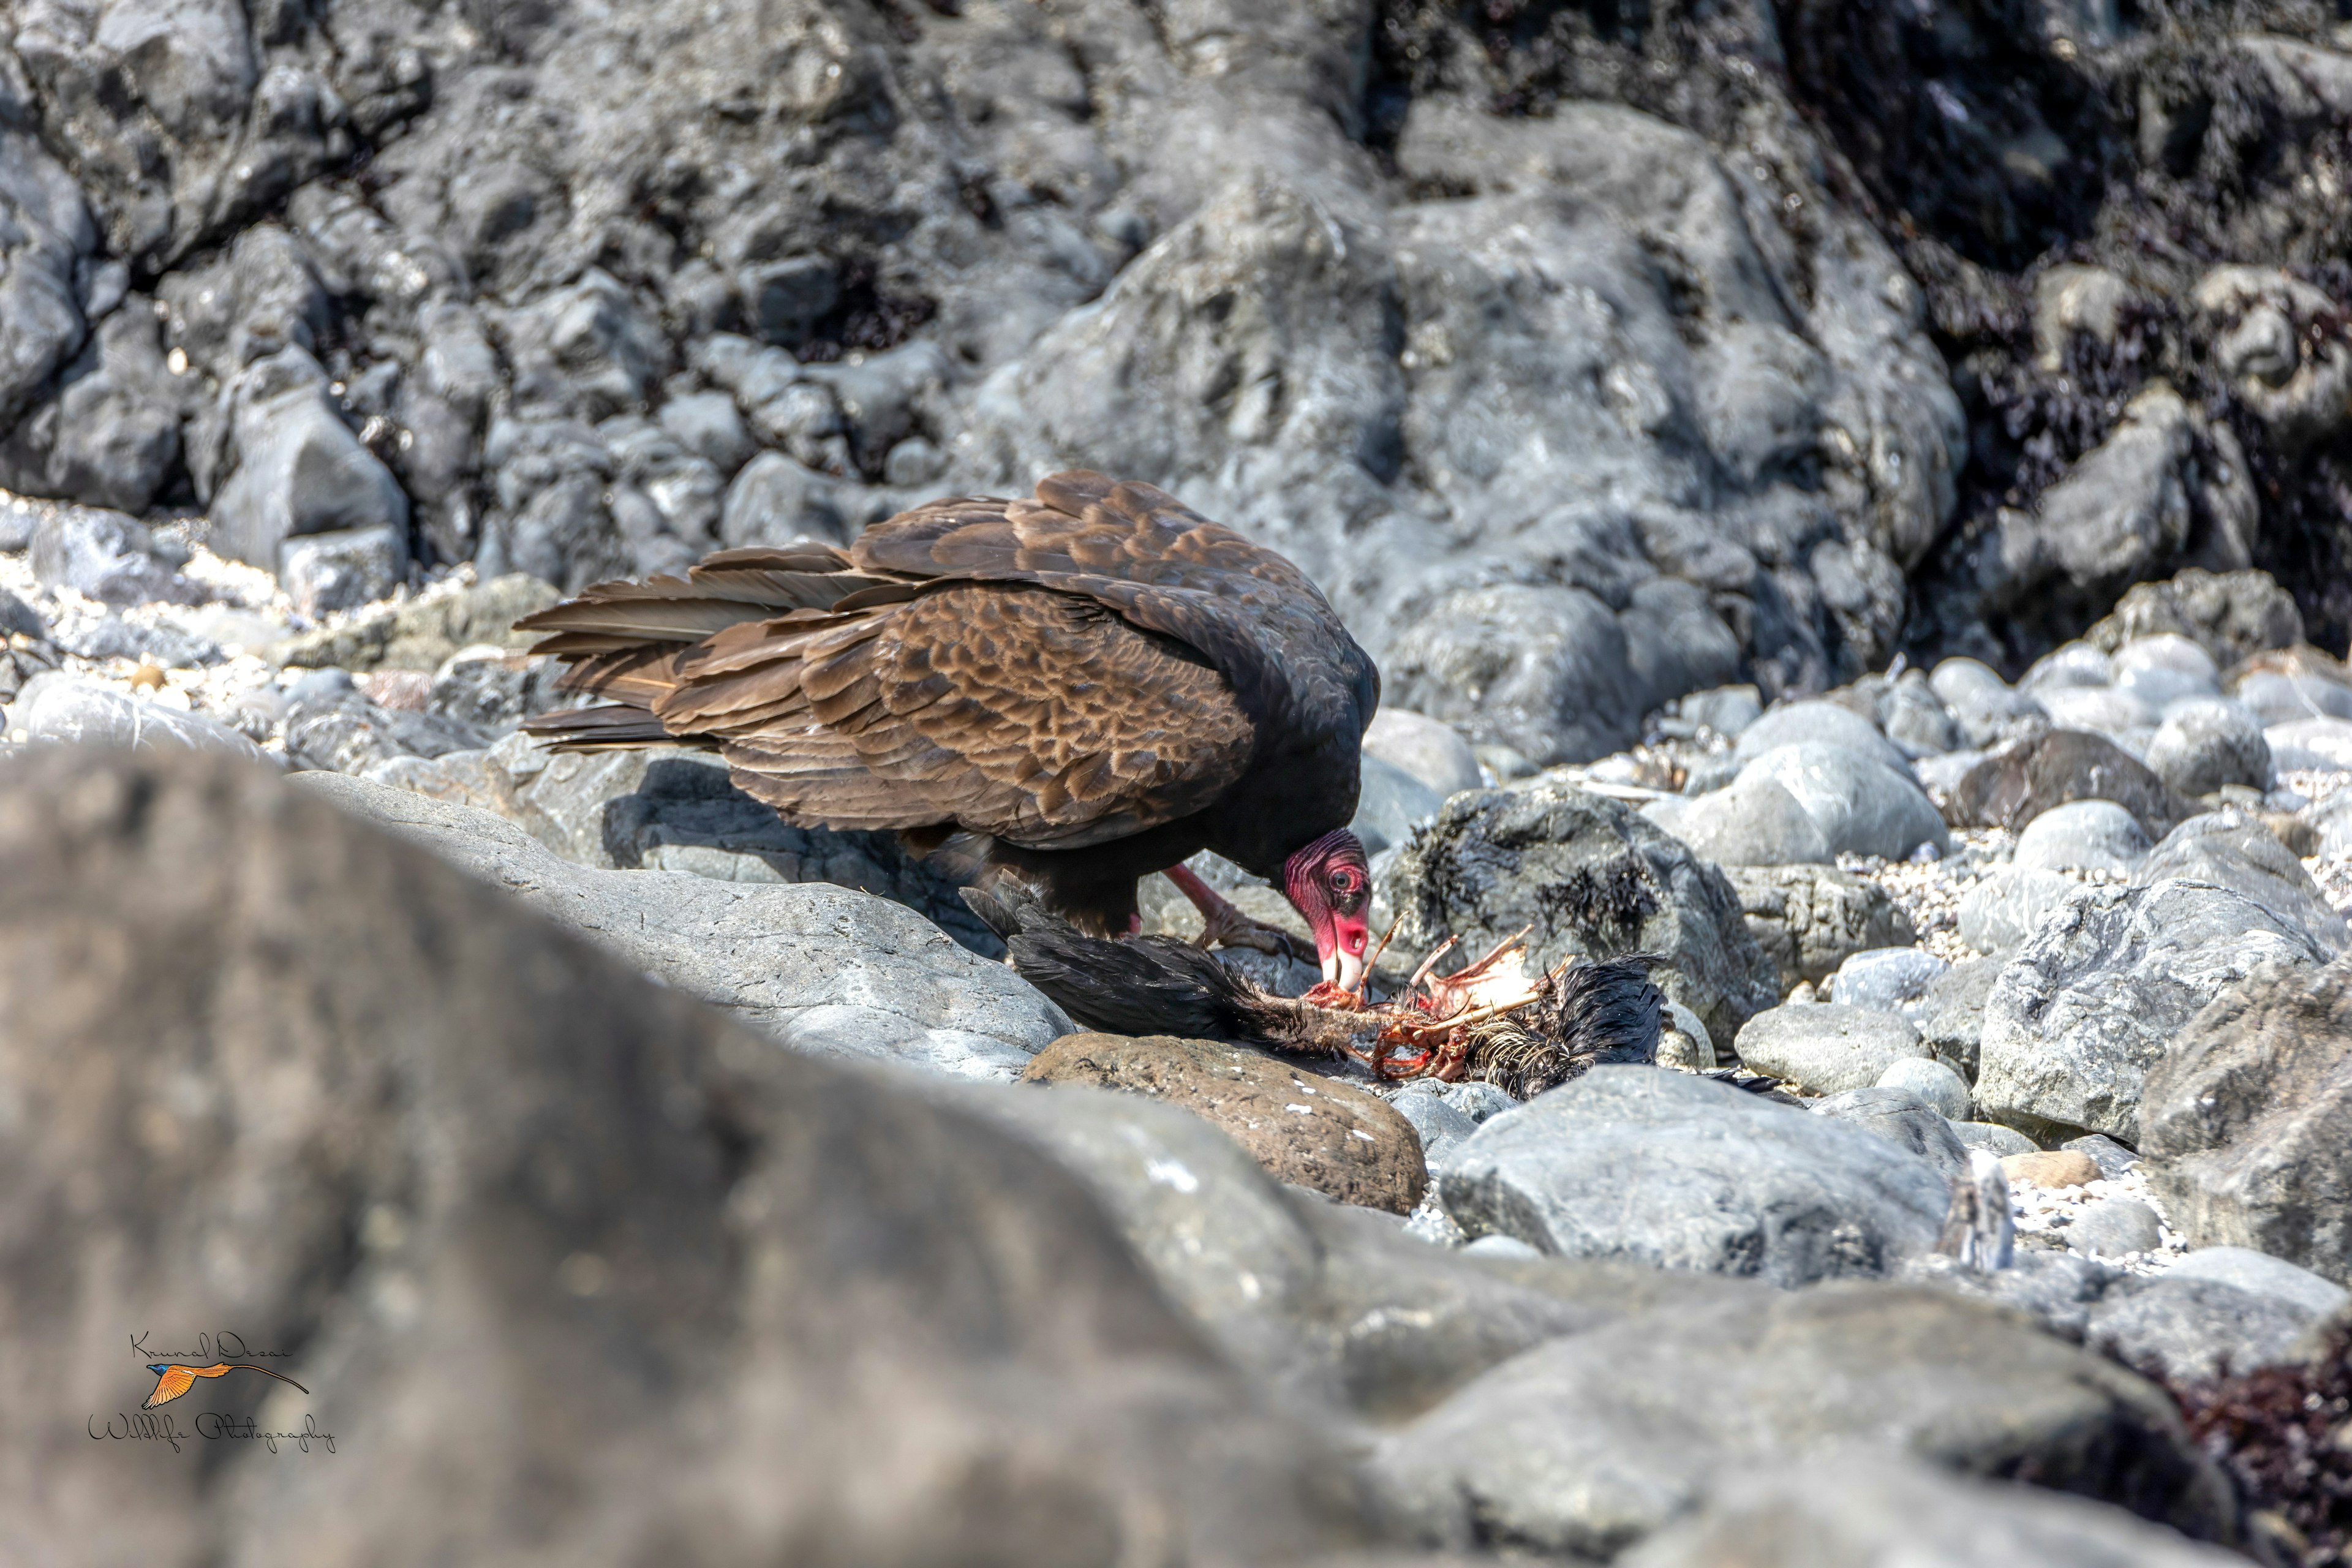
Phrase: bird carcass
[{"left": 967, "top": 886, "right": 1666, "bottom": 1099}]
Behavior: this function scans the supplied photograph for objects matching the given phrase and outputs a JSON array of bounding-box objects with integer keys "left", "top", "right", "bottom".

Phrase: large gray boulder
[
  {"left": 365, "top": 735, "right": 1002, "bottom": 955},
  {"left": 1435, "top": 1066, "right": 1951, "bottom": 1286},
  {"left": 1362, "top": 707, "right": 1482, "bottom": 799},
  {"left": 0, "top": 744, "right": 1359, "bottom": 1564},
  {"left": 1363, "top": 1284, "right": 2235, "bottom": 1559},
  {"left": 208, "top": 347, "right": 411, "bottom": 570},
  {"left": 1731, "top": 699, "right": 1910, "bottom": 771},
  {"left": 1387, "top": 779, "right": 1776, "bottom": 1042},
  {"left": 1621, "top": 1455, "right": 2247, "bottom": 1568},
  {"left": 1653, "top": 741, "right": 1949, "bottom": 864},
  {"left": 947, "top": 1079, "right": 1749, "bottom": 1422},
  {"left": 296, "top": 772, "right": 1070, "bottom": 1078},
  {"left": 1811, "top": 1085, "right": 1972, "bottom": 1181},
  {"left": 966, "top": 95, "right": 1959, "bottom": 762},
  {"left": 2142, "top": 957, "right": 2352, "bottom": 1285},
  {"left": 2086, "top": 1274, "right": 2335, "bottom": 1382},
  {"left": 1976, "top": 881, "right": 2337, "bottom": 1144},
  {"left": 2137, "top": 809, "right": 2350, "bottom": 951}
]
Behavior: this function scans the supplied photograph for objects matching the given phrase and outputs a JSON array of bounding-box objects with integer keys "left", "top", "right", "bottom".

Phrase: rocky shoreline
[
  {"left": 9, "top": 0, "right": 2352, "bottom": 1556},
  {"left": 9, "top": 514, "right": 2352, "bottom": 1561}
]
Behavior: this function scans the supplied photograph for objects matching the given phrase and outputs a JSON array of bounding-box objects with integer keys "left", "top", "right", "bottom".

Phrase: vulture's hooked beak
[{"left": 1322, "top": 914, "right": 1370, "bottom": 995}]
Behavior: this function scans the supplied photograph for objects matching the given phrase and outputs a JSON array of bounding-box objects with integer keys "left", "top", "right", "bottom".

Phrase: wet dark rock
[
  {"left": 0, "top": 302, "right": 184, "bottom": 514},
  {"left": 1948, "top": 729, "right": 2192, "bottom": 837},
  {"left": 0, "top": 587, "right": 45, "bottom": 641},
  {"left": 1386, "top": 780, "right": 1776, "bottom": 1044},
  {"left": 2087, "top": 569, "right": 2306, "bottom": 668},
  {"left": 2064, "top": 1133, "right": 2143, "bottom": 1182}
]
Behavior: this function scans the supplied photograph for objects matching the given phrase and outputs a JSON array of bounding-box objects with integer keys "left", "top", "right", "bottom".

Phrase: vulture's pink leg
[{"left": 1162, "top": 864, "right": 1314, "bottom": 963}]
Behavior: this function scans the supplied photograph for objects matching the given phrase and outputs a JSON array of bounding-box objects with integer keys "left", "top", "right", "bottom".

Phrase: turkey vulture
[{"left": 517, "top": 472, "right": 1384, "bottom": 989}]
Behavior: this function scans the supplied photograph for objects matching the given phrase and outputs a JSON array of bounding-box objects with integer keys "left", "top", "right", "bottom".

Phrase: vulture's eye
[{"left": 1328, "top": 867, "right": 1366, "bottom": 908}]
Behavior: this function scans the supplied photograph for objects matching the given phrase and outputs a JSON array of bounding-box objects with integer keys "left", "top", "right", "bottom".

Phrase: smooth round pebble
[
  {"left": 1828, "top": 947, "right": 1950, "bottom": 1014},
  {"left": 2034, "top": 684, "right": 2158, "bottom": 737},
  {"left": 2146, "top": 697, "right": 2271, "bottom": 797},
  {"left": 2112, "top": 632, "right": 2219, "bottom": 691},
  {"left": 2012, "top": 799, "right": 2151, "bottom": 873},
  {"left": 2020, "top": 642, "right": 2113, "bottom": 692},
  {"left": 1463, "top": 1234, "right": 1545, "bottom": 1262},
  {"left": 1952, "top": 1121, "right": 2037, "bottom": 1156},
  {"left": 2065, "top": 1196, "right": 2165, "bottom": 1259},
  {"left": 1733, "top": 1003, "right": 1931, "bottom": 1095},
  {"left": 1875, "top": 1056, "right": 1972, "bottom": 1120}
]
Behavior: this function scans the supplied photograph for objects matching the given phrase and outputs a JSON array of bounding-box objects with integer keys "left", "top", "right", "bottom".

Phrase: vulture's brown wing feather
[
  {"left": 649, "top": 582, "right": 1256, "bottom": 849},
  {"left": 850, "top": 473, "right": 1374, "bottom": 734},
  {"left": 853, "top": 473, "right": 1320, "bottom": 603}
]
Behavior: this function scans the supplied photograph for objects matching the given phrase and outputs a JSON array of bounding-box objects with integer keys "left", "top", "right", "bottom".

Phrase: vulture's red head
[{"left": 1284, "top": 828, "right": 1373, "bottom": 994}]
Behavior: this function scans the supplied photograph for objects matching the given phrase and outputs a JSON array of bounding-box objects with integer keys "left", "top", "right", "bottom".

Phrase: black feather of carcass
[
  {"left": 962, "top": 883, "right": 1274, "bottom": 1039},
  {"left": 966, "top": 884, "right": 1670, "bottom": 1095}
]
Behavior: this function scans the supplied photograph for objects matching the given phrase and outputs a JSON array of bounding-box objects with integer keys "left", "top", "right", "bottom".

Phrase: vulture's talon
[{"left": 1194, "top": 902, "right": 1316, "bottom": 967}]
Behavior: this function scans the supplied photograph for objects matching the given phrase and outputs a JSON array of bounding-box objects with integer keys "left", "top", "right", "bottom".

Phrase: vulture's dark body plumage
[{"left": 519, "top": 472, "right": 1380, "bottom": 934}]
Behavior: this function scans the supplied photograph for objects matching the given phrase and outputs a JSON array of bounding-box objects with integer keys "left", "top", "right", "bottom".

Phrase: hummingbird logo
[{"left": 141, "top": 1363, "right": 309, "bottom": 1410}]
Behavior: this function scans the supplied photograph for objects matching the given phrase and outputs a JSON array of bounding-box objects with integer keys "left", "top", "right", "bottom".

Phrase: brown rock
[
  {"left": 1022, "top": 1033, "right": 1428, "bottom": 1213},
  {"left": 1949, "top": 729, "right": 2193, "bottom": 837},
  {"left": 2260, "top": 809, "right": 2318, "bottom": 858},
  {"left": 2001, "top": 1149, "right": 2104, "bottom": 1189}
]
